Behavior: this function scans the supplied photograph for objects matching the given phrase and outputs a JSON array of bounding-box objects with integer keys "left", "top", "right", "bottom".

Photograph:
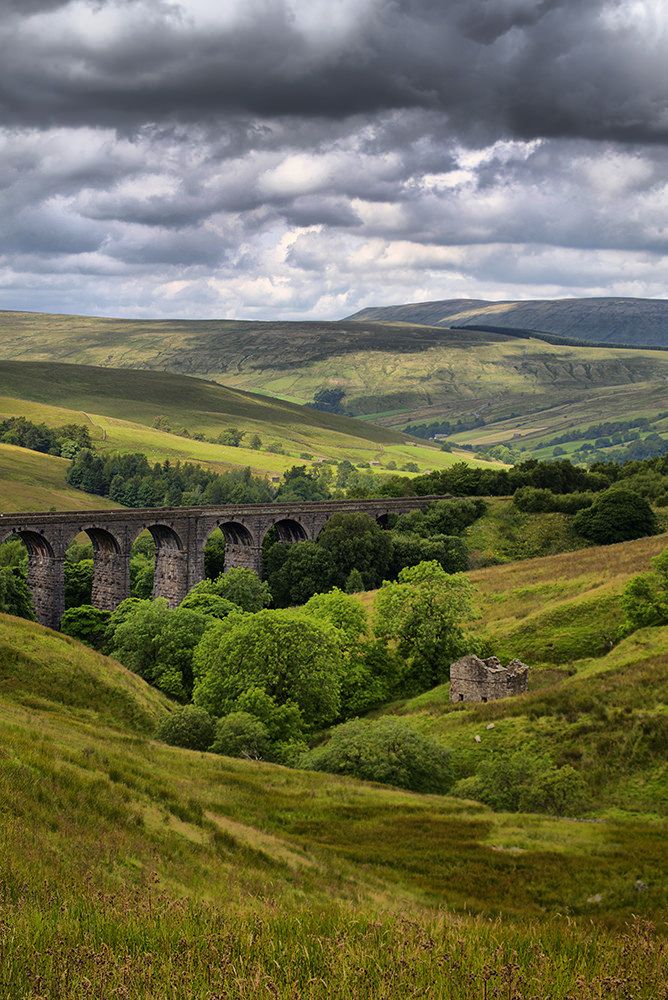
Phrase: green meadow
[
  {"left": 0, "top": 442, "right": 120, "bottom": 513},
  {"left": 0, "top": 592, "right": 666, "bottom": 998}
]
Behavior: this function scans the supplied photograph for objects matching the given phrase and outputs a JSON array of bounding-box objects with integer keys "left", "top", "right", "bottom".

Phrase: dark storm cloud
[
  {"left": 0, "top": 0, "right": 666, "bottom": 145},
  {"left": 0, "top": 0, "right": 666, "bottom": 319}
]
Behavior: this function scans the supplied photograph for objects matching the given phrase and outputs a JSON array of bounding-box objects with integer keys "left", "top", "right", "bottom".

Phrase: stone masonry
[
  {"left": 450, "top": 654, "right": 529, "bottom": 703},
  {"left": 0, "top": 495, "right": 446, "bottom": 628}
]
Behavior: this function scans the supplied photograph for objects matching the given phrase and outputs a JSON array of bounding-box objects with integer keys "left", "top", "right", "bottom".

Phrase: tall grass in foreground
[{"left": 0, "top": 889, "right": 665, "bottom": 1000}]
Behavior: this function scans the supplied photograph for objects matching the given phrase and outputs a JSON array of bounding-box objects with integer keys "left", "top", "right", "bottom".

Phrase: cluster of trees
[
  {"left": 0, "top": 417, "right": 92, "bottom": 459},
  {"left": 66, "top": 451, "right": 274, "bottom": 507},
  {"left": 106, "top": 560, "right": 480, "bottom": 778},
  {"left": 263, "top": 501, "right": 484, "bottom": 606},
  {"left": 405, "top": 415, "right": 486, "bottom": 439}
]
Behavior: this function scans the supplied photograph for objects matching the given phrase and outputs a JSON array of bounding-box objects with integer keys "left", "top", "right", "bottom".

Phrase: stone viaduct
[{"left": 0, "top": 495, "right": 445, "bottom": 628}]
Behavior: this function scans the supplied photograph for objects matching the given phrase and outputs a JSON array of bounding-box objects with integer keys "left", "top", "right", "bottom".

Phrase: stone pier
[{"left": 0, "top": 495, "right": 446, "bottom": 627}]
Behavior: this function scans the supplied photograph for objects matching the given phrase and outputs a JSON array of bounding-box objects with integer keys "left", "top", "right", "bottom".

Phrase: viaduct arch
[{"left": 0, "top": 495, "right": 444, "bottom": 628}]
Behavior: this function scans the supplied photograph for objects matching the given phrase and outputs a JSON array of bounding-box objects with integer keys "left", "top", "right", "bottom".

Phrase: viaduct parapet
[{"left": 0, "top": 495, "right": 445, "bottom": 628}]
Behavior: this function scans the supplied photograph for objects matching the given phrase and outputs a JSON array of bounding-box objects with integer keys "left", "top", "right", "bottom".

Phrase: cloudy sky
[{"left": 1, "top": 0, "right": 667, "bottom": 319}]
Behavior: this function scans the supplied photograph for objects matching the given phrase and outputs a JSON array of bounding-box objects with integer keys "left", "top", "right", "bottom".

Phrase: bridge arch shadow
[{"left": 271, "top": 518, "right": 309, "bottom": 544}]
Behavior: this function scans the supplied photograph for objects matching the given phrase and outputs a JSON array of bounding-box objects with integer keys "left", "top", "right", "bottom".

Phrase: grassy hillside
[
  {"left": 0, "top": 441, "right": 121, "bottom": 512},
  {"left": 367, "top": 535, "right": 668, "bottom": 819},
  {"left": 0, "top": 312, "right": 666, "bottom": 447},
  {"left": 348, "top": 296, "right": 668, "bottom": 349},
  {"left": 0, "top": 361, "right": 501, "bottom": 488},
  {"left": 0, "top": 611, "right": 666, "bottom": 997}
]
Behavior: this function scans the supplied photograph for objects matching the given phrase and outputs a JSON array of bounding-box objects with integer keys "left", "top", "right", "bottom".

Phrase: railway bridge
[{"left": 0, "top": 495, "right": 445, "bottom": 627}]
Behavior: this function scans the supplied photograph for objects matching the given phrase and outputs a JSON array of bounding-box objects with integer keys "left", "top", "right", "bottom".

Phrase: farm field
[
  {"left": 0, "top": 605, "right": 666, "bottom": 997},
  {"left": 0, "top": 312, "right": 665, "bottom": 446}
]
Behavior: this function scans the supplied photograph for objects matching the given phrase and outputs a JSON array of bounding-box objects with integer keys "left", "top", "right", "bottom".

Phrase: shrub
[
  {"left": 109, "top": 601, "right": 214, "bottom": 701},
  {"left": 338, "top": 639, "right": 405, "bottom": 718},
  {"left": 303, "top": 588, "right": 368, "bottom": 650},
  {"left": 621, "top": 547, "right": 668, "bottom": 631},
  {"left": 210, "top": 712, "right": 271, "bottom": 759},
  {"left": 64, "top": 559, "right": 93, "bottom": 608},
  {"left": 0, "top": 567, "right": 34, "bottom": 620},
  {"left": 344, "top": 568, "right": 365, "bottom": 593},
  {"left": 459, "top": 751, "right": 590, "bottom": 817},
  {"left": 60, "top": 605, "right": 110, "bottom": 649},
  {"left": 302, "top": 717, "right": 454, "bottom": 794},
  {"left": 157, "top": 705, "right": 216, "bottom": 751},
  {"left": 514, "top": 487, "right": 594, "bottom": 515},
  {"left": 573, "top": 488, "right": 657, "bottom": 544},
  {"left": 179, "top": 592, "right": 240, "bottom": 620},
  {"left": 264, "top": 541, "right": 335, "bottom": 607},
  {"left": 317, "top": 513, "right": 392, "bottom": 589}
]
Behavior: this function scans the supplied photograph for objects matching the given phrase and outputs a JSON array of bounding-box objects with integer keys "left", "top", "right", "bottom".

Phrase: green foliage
[
  {"left": 573, "top": 488, "right": 657, "bottom": 544},
  {"left": 621, "top": 547, "right": 668, "bottom": 631},
  {"left": 317, "top": 513, "right": 392, "bottom": 589},
  {"left": 210, "top": 711, "right": 272, "bottom": 759},
  {"left": 344, "top": 568, "right": 365, "bottom": 593},
  {"left": 109, "top": 600, "right": 213, "bottom": 701},
  {"left": 338, "top": 639, "right": 405, "bottom": 719},
  {"left": 67, "top": 449, "right": 273, "bottom": 506},
  {"left": 203, "top": 529, "right": 226, "bottom": 580},
  {"left": 302, "top": 717, "right": 454, "bottom": 794},
  {"left": 375, "top": 562, "right": 478, "bottom": 690},
  {"left": 156, "top": 705, "right": 215, "bottom": 751},
  {"left": 216, "top": 427, "right": 244, "bottom": 447},
  {"left": 129, "top": 553, "right": 154, "bottom": 599},
  {"left": 264, "top": 541, "right": 335, "bottom": 607},
  {"left": 395, "top": 498, "right": 486, "bottom": 536},
  {"left": 208, "top": 567, "right": 272, "bottom": 612},
  {"left": 514, "top": 487, "right": 594, "bottom": 514},
  {"left": 390, "top": 532, "right": 468, "bottom": 575},
  {"left": 0, "top": 566, "right": 34, "bottom": 620},
  {"left": 64, "top": 558, "right": 93, "bottom": 608},
  {"left": 0, "top": 416, "right": 91, "bottom": 458},
  {"left": 303, "top": 588, "right": 368, "bottom": 651},
  {"left": 193, "top": 609, "right": 342, "bottom": 729},
  {"left": 456, "top": 752, "right": 589, "bottom": 817},
  {"left": 179, "top": 591, "right": 241, "bottom": 620},
  {"left": 60, "top": 605, "right": 111, "bottom": 650}
]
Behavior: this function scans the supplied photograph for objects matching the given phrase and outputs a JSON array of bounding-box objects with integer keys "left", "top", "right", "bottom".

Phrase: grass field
[
  {"left": 0, "top": 311, "right": 665, "bottom": 448},
  {"left": 0, "top": 609, "right": 666, "bottom": 997},
  {"left": 0, "top": 442, "right": 121, "bottom": 512},
  {"left": 0, "top": 361, "right": 504, "bottom": 487}
]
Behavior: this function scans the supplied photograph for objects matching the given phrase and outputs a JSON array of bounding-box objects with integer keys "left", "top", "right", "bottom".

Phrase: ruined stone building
[{"left": 450, "top": 654, "right": 529, "bottom": 703}]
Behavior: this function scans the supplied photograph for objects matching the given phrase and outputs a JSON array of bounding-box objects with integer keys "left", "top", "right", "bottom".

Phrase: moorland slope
[
  {"left": 0, "top": 311, "right": 666, "bottom": 446},
  {"left": 348, "top": 296, "right": 668, "bottom": 349}
]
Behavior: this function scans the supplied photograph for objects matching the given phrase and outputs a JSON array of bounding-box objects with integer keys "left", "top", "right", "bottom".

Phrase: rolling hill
[
  {"left": 0, "top": 311, "right": 666, "bottom": 452},
  {"left": 1, "top": 602, "right": 666, "bottom": 997},
  {"left": 0, "top": 361, "right": 502, "bottom": 512},
  {"left": 348, "top": 296, "right": 668, "bottom": 349},
  {"left": 0, "top": 442, "right": 121, "bottom": 513}
]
